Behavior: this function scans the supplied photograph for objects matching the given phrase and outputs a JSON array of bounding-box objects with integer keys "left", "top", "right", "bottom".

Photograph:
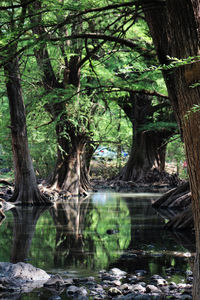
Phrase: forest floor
[
  {"left": 0, "top": 160, "right": 183, "bottom": 202},
  {"left": 90, "top": 160, "right": 182, "bottom": 194}
]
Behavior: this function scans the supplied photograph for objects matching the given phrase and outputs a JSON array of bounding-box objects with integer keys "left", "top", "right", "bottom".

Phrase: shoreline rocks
[{"left": 0, "top": 262, "right": 192, "bottom": 299}]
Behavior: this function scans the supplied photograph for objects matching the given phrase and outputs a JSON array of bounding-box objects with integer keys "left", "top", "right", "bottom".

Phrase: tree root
[
  {"left": 8, "top": 188, "right": 52, "bottom": 206},
  {"left": 153, "top": 182, "right": 194, "bottom": 230}
]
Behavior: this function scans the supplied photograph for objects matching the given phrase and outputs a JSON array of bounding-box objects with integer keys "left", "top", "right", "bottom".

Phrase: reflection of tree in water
[
  {"left": 125, "top": 196, "right": 165, "bottom": 247},
  {"left": 10, "top": 206, "right": 49, "bottom": 263},
  {"left": 50, "top": 194, "right": 131, "bottom": 271},
  {"left": 50, "top": 196, "right": 94, "bottom": 267},
  {"left": 110, "top": 196, "right": 195, "bottom": 276}
]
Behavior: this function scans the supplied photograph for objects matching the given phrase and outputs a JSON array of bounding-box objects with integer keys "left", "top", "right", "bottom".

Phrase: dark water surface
[{"left": 0, "top": 192, "right": 195, "bottom": 299}]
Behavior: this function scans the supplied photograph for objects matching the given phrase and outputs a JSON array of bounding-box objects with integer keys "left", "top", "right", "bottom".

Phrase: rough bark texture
[
  {"left": 50, "top": 117, "right": 86, "bottom": 195},
  {"left": 4, "top": 58, "right": 50, "bottom": 205},
  {"left": 152, "top": 182, "right": 190, "bottom": 209},
  {"left": 143, "top": 1, "right": 200, "bottom": 298},
  {"left": 119, "top": 93, "right": 174, "bottom": 182},
  {"left": 29, "top": 2, "right": 91, "bottom": 196},
  {"left": 152, "top": 182, "right": 193, "bottom": 230}
]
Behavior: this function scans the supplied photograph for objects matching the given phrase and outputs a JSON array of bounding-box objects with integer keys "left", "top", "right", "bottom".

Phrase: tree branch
[
  {"left": 0, "top": 0, "right": 36, "bottom": 10},
  {"left": 51, "top": 33, "right": 143, "bottom": 51}
]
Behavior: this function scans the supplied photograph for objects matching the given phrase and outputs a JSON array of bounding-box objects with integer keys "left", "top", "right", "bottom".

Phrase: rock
[
  {"left": 119, "top": 283, "right": 129, "bottom": 290},
  {"left": 102, "top": 279, "right": 115, "bottom": 287},
  {"left": 117, "top": 294, "right": 151, "bottom": 300},
  {"left": 135, "top": 270, "right": 147, "bottom": 276},
  {"left": 151, "top": 276, "right": 168, "bottom": 286},
  {"left": 0, "top": 262, "right": 50, "bottom": 282},
  {"left": 0, "top": 262, "right": 50, "bottom": 295},
  {"left": 146, "top": 284, "right": 162, "bottom": 293},
  {"left": 77, "top": 276, "right": 95, "bottom": 283},
  {"left": 109, "top": 268, "right": 126, "bottom": 278},
  {"left": 169, "top": 282, "right": 177, "bottom": 290},
  {"left": 108, "top": 287, "right": 122, "bottom": 296},
  {"left": 66, "top": 286, "right": 88, "bottom": 297},
  {"left": 180, "top": 295, "right": 192, "bottom": 300},
  {"left": 138, "top": 281, "right": 146, "bottom": 287},
  {"left": 177, "top": 283, "right": 190, "bottom": 289},
  {"left": 48, "top": 296, "right": 62, "bottom": 300},
  {"left": 151, "top": 274, "right": 163, "bottom": 280},
  {"left": 128, "top": 275, "right": 139, "bottom": 284},
  {"left": 101, "top": 274, "right": 117, "bottom": 281},
  {"left": 112, "top": 279, "right": 122, "bottom": 286},
  {"left": 90, "top": 286, "right": 107, "bottom": 298},
  {"left": 0, "top": 278, "right": 20, "bottom": 292},
  {"left": 64, "top": 278, "right": 74, "bottom": 286},
  {"left": 130, "top": 283, "right": 146, "bottom": 293},
  {"left": 44, "top": 274, "right": 65, "bottom": 287}
]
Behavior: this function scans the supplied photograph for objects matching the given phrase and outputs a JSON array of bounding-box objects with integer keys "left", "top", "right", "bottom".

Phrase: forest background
[{"left": 0, "top": 0, "right": 186, "bottom": 191}]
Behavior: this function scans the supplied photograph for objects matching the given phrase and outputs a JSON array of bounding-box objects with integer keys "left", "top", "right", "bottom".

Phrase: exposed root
[
  {"left": 8, "top": 187, "right": 52, "bottom": 206},
  {"left": 152, "top": 181, "right": 190, "bottom": 208},
  {"left": 165, "top": 205, "right": 193, "bottom": 230},
  {"left": 153, "top": 182, "right": 193, "bottom": 230}
]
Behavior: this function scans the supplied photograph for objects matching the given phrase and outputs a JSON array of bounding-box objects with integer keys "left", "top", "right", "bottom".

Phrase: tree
[
  {"left": 0, "top": 1, "right": 50, "bottom": 205},
  {"left": 119, "top": 92, "right": 176, "bottom": 182},
  {"left": 143, "top": 1, "right": 200, "bottom": 298},
  {"left": 27, "top": 0, "right": 140, "bottom": 195}
]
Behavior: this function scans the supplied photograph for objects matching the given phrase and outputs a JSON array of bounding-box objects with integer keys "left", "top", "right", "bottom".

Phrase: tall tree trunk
[
  {"left": 29, "top": 1, "right": 91, "bottom": 196},
  {"left": 120, "top": 129, "right": 168, "bottom": 181},
  {"left": 119, "top": 92, "right": 173, "bottom": 182},
  {"left": 4, "top": 57, "right": 50, "bottom": 205},
  {"left": 50, "top": 115, "right": 86, "bottom": 195},
  {"left": 143, "top": 1, "right": 200, "bottom": 298},
  {"left": 80, "top": 144, "right": 94, "bottom": 192}
]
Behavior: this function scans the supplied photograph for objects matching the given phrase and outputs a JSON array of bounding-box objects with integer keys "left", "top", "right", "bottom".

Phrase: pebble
[
  {"left": 0, "top": 265, "right": 193, "bottom": 300},
  {"left": 60, "top": 268, "right": 193, "bottom": 299}
]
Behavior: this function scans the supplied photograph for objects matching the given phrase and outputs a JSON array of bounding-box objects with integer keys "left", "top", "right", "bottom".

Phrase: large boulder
[{"left": 0, "top": 262, "right": 50, "bottom": 293}]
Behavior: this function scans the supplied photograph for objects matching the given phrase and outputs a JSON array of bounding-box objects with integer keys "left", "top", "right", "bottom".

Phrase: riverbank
[{"left": 0, "top": 263, "right": 193, "bottom": 299}]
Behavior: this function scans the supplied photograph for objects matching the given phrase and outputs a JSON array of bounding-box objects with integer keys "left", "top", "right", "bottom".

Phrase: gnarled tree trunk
[
  {"left": 29, "top": 1, "right": 91, "bottom": 196},
  {"left": 119, "top": 92, "right": 174, "bottom": 182},
  {"left": 4, "top": 57, "right": 51, "bottom": 205},
  {"left": 143, "top": 1, "right": 200, "bottom": 298},
  {"left": 120, "top": 129, "right": 168, "bottom": 182},
  {"left": 50, "top": 116, "right": 86, "bottom": 195}
]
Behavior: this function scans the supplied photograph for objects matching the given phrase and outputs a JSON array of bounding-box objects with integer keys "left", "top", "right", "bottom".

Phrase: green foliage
[
  {"left": 166, "top": 135, "right": 187, "bottom": 179},
  {"left": 0, "top": 0, "right": 173, "bottom": 179},
  {"left": 185, "top": 104, "right": 200, "bottom": 120},
  {"left": 139, "top": 121, "right": 177, "bottom": 132}
]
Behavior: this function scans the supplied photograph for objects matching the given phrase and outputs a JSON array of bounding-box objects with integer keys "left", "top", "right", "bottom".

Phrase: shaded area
[{"left": 109, "top": 194, "right": 195, "bottom": 279}]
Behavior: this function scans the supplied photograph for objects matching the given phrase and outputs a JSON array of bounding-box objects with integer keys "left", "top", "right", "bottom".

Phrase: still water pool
[{"left": 0, "top": 192, "right": 195, "bottom": 299}]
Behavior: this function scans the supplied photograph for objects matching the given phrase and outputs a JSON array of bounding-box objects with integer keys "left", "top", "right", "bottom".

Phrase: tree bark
[
  {"left": 119, "top": 92, "right": 174, "bottom": 182},
  {"left": 143, "top": 1, "right": 200, "bottom": 298},
  {"left": 29, "top": 1, "right": 91, "bottom": 196},
  {"left": 50, "top": 116, "right": 86, "bottom": 195},
  {"left": 4, "top": 57, "right": 51, "bottom": 205}
]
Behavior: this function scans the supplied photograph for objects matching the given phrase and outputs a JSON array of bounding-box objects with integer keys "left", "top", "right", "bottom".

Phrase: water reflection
[
  {"left": 10, "top": 206, "right": 49, "bottom": 263},
  {"left": 0, "top": 192, "right": 195, "bottom": 281},
  {"left": 110, "top": 194, "right": 195, "bottom": 279},
  {"left": 50, "top": 197, "right": 91, "bottom": 268}
]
